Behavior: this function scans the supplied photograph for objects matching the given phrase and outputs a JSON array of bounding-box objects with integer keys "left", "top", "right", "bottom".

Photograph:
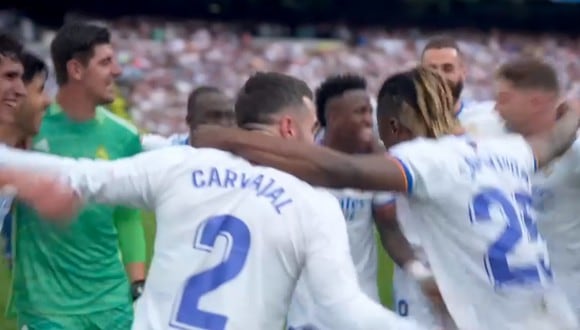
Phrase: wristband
[
  {"left": 404, "top": 260, "right": 433, "bottom": 282},
  {"left": 131, "top": 280, "right": 145, "bottom": 301}
]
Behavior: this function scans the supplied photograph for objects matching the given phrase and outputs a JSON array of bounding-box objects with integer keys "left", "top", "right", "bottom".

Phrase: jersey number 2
[
  {"left": 171, "top": 215, "right": 251, "bottom": 330},
  {"left": 469, "top": 188, "right": 551, "bottom": 288}
]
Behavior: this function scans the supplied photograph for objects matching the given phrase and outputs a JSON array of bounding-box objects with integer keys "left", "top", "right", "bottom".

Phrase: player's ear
[
  {"left": 278, "top": 115, "right": 296, "bottom": 139},
  {"left": 66, "top": 59, "right": 84, "bottom": 82}
]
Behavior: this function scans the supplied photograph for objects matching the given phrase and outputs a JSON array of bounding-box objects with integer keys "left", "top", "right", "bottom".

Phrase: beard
[{"left": 448, "top": 79, "right": 464, "bottom": 104}]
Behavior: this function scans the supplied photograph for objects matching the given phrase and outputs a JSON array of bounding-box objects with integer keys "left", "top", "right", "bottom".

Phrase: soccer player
[
  {"left": 1, "top": 51, "right": 51, "bottom": 266},
  {"left": 10, "top": 22, "right": 146, "bottom": 330},
  {"left": 0, "top": 33, "right": 27, "bottom": 235},
  {"left": 0, "top": 72, "right": 424, "bottom": 330},
  {"left": 142, "top": 85, "right": 234, "bottom": 150},
  {"left": 191, "top": 67, "right": 580, "bottom": 330},
  {"left": 421, "top": 35, "right": 504, "bottom": 136},
  {"left": 287, "top": 74, "right": 414, "bottom": 329},
  {"left": 493, "top": 58, "right": 580, "bottom": 321}
]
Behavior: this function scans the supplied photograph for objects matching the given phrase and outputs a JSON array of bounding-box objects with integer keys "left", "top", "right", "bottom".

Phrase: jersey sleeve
[
  {"left": 372, "top": 191, "right": 395, "bottom": 208},
  {"left": 141, "top": 134, "right": 172, "bottom": 151},
  {"left": 388, "top": 139, "right": 452, "bottom": 199},
  {"left": 301, "top": 192, "right": 421, "bottom": 330}
]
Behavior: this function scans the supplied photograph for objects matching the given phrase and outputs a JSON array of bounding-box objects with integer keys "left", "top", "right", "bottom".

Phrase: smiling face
[
  {"left": 77, "top": 44, "right": 121, "bottom": 104},
  {"left": 0, "top": 56, "right": 26, "bottom": 124}
]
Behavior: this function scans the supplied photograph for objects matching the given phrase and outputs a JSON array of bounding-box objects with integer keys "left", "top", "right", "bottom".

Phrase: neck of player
[{"left": 56, "top": 85, "right": 98, "bottom": 122}]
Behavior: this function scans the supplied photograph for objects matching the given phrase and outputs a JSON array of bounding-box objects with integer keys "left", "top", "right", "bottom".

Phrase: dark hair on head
[
  {"left": 377, "top": 67, "right": 458, "bottom": 138},
  {"left": 21, "top": 52, "right": 48, "bottom": 84},
  {"left": 0, "top": 33, "right": 23, "bottom": 63},
  {"left": 421, "top": 35, "right": 462, "bottom": 58},
  {"left": 187, "top": 86, "right": 222, "bottom": 116},
  {"left": 315, "top": 74, "right": 367, "bottom": 127},
  {"left": 235, "top": 72, "right": 313, "bottom": 126},
  {"left": 50, "top": 22, "right": 111, "bottom": 86},
  {"left": 496, "top": 57, "right": 559, "bottom": 92}
]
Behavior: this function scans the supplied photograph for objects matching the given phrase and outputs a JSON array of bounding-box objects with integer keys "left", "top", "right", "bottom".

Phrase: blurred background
[
  {"left": 0, "top": 1, "right": 579, "bottom": 329},
  {"left": 1, "top": 0, "right": 579, "bottom": 135}
]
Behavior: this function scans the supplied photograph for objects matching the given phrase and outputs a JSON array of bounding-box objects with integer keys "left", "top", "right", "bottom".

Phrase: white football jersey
[
  {"left": 287, "top": 189, "right": 394, "bottom": 329},
  {"left": 457, "top": 101, "right": 506, "bottom": 138},
  {"left": 0, "top": 145, "right": 423, "bottom": 330},
  {"left": 390, "top": 135, "right": 577, "bottom": 330},
  {"left": 142, "top": 133, "right": 189, "bottom": 151},
  {"left": 534, "top": 138, "right": 580, "bottom": 318}
]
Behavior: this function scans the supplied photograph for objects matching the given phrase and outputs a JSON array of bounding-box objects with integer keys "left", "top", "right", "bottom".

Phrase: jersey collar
[{"left": 455, "top": 101, "right": 465, "bottom": 118}]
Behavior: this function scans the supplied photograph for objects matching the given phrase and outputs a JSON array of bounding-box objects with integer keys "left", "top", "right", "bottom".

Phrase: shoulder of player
[{"left": 97, "top": 107, "right": 140, "bottom": 137}]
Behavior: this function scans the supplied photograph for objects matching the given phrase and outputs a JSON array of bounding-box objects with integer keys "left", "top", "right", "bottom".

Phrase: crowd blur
[{"left": 3, "top": 13, "right": 580, "bottom": 134}]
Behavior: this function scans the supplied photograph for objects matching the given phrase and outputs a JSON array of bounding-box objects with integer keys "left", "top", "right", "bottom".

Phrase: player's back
[
  {"left": 135, "top": 148, "right": 345, "bottom": 330},
  {"left": 390, "top": 135, "right": 577, "bottom": 330}
]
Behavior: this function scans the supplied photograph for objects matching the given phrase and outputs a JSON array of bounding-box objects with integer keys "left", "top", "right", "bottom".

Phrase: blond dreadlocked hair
[{"left": 377, "top": 66, "right": 460, "bottom": 138}]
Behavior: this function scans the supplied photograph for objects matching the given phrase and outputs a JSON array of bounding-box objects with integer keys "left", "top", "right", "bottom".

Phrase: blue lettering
[
  {"left": 192, "top": 170, "right": 206, "bottom": 188},
  {"left": 208, "top": 167, "right": 223, "bottom": 187},
  {"left": 339, "top": 197, "right": 366, "bottom": 221},
  {"left": 191, "top": 169, "right": 294, "bottom": 214},
  {"left": 462, "top": 156, "right": 530, "bottom": 184}
]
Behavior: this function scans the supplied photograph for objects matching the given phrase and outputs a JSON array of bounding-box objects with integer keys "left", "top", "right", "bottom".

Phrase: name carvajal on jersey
[{"left": 192, "top": 166, "right": 293, "bottom": 214}]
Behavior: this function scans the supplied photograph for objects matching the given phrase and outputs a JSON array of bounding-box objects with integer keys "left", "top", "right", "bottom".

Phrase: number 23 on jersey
[{"left": 469, "top": 188, "right": 552, "bottom": 288}]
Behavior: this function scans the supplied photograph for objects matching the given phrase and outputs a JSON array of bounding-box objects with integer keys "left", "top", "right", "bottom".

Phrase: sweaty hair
[
  {"left": 50, "top": 22, "right": 111, "bottom": 86},
  {"left": 0, "top": 33, "right": 23, "bottom": 63},
  {"left": 496, "top": 57, "right": 559, "bottom": 92},
  {"left": 235, "top": 72, "right": 313, "bottom": 126},
  {"left": 377, "top": 67, "right": 457, "bottom": 138},
  {"left": 21, "top": 52, "right": 48, "bottom": 84},
  {"left": 187, "top": 86, "right": 222, "bottom": 116},
  {"left": 315, "top": 74, "right": 367, "bottom": 127},
  {"left": 421, "top": 35, "right": 462, "bottom": 58}
]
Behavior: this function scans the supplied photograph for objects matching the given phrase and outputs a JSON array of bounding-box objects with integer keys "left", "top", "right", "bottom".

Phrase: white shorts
[
  {"left": 554, "top": 272, "right": 580, "bottom": 324},
  {"left": 392, "top": 266, "right": 457, "bottom": 330}
]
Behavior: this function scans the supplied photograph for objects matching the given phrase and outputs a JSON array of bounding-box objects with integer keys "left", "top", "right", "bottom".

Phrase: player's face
[
  {"left": 328, "top": 90, "right": 374, "bottom": 152},
  {"left": 495, "top": 79, "right": 558, "bottom": 133},
  {"left": 14, "top": 73, "right": 50, "bottom": 136},
  {"left": 190, "top": 92, "right": 235, "bottom": 129},
  {"left": 279, "top": 96, "right": 319, "bottom": 144},
  {"left": 80, "top": 44, "right": 121, "bottom": 104},
  {"left": 422, "top": 48, "right": 464, "bottom": 103},
  {"left": 0, "top": 56, "right": 26, "bottom": 124}
]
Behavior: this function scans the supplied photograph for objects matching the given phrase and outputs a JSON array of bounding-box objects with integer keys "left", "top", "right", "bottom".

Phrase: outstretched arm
[
  {"left": 526, "top": 101, "right": 579, "bottom": 168},
  {"left": 192, "top": 127, "right": 409, "bottom": 192}
]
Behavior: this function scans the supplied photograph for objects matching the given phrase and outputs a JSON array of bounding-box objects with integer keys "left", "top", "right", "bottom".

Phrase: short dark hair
[
  {"left": 187, "top": 86, "right": 222, "bottom": 116},
  {"left": 315, "top": 74, "right": 367, "bottom": 127},
  {"left": 0, "top": 33, "right": 23, "bottom": 63},
  {"left": 50, "top": 22, "right": 111, "bottom": 85},
  {"left": 496, "top": 57, "right": 559, "bottom": 92},
  {"left": 377, "top": 67, "right": 457, "bottom": 138},
  {"left": 421, "top": 35, "right": 462, "bottom": 58},
  {"left": 21, "top": 52, "right": 48, "bottom": 84},
  {"left": 235, "top": 72, "right": 313, "bottom": 126}
]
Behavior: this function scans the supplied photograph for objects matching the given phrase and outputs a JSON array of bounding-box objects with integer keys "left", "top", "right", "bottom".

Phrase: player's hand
[{"left": 12, "top": 172, "right": 80, "bottom": 221}]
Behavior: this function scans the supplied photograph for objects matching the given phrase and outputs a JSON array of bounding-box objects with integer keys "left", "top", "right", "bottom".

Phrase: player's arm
[
  {"left": 525, "top": 100, "right": 579, "bottom": 168},
  {"left": 193, "top": 127, "right": 409, "bottom": 192},
  {"left": 302, "top": 194, "right": 422, "bottom": 330},
  {"left": 373, "top": 201, "right": 415, "bottom": 268},
  {"left": 116, "top": 134, "right": 147, "bottom": 296}
]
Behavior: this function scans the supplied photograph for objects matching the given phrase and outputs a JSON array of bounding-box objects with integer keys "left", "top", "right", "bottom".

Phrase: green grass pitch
[{"left": 0, "top": 213, "right": 394, "bottom": 330}]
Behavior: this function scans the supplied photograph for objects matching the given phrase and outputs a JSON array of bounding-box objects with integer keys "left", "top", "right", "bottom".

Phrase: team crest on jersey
[{"left": 95, "top": 146, "right": 109, "bottom": 160}]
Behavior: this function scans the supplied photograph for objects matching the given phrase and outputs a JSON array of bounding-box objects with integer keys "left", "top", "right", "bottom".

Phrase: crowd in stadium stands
[{"left": 4, "top": 15, "right": 580, "bottom": 134}]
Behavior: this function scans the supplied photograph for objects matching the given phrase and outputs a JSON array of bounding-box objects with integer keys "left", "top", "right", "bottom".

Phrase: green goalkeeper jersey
[{"left": 11, "top": 103, "right": 143, "bottom": 315}]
